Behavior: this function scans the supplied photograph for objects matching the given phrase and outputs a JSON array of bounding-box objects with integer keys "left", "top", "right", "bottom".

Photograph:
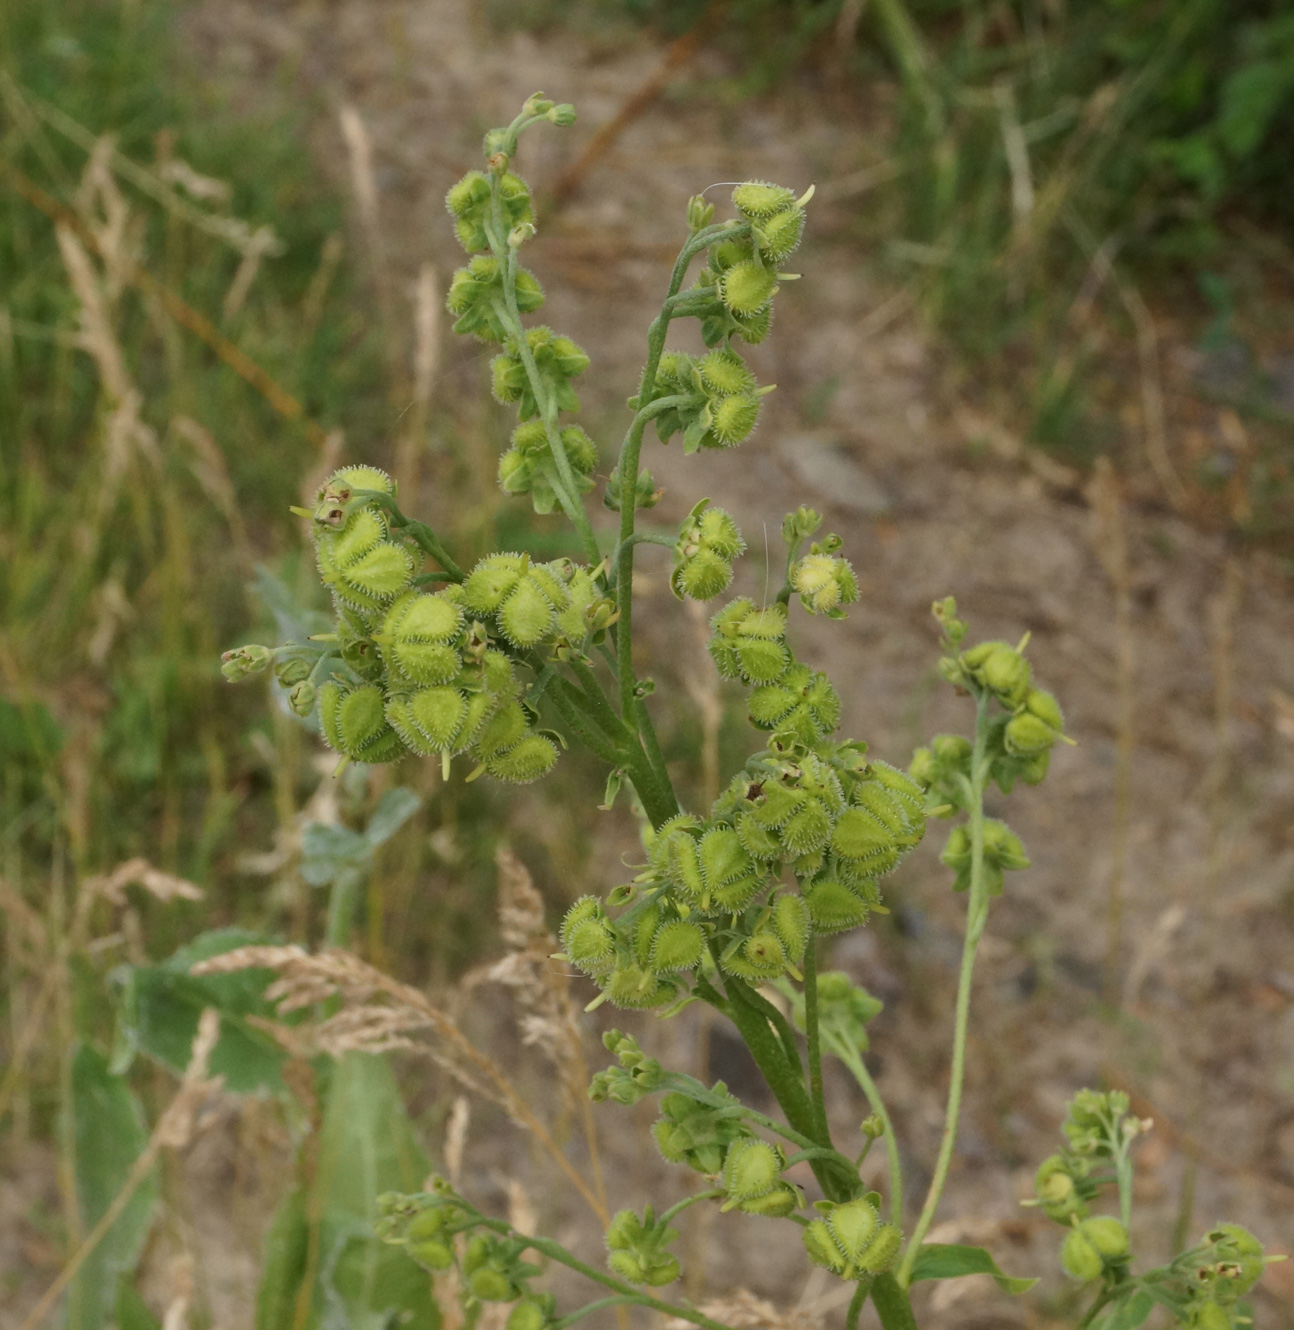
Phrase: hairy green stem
[
  {"left": 659, "top": 1188, "right": 724, "bottom": 1226},
  {"left": 803, "top": 937, "right": 831, "bottom": 1147},
  {"left": 871, "top": 1272, "right": 920, "bottom": 1330},
  {"left": 613, "top": 221, "right": 749, "bottom": 723},
  {"left": 844, "top": 1279, "right": 870, "bottom": 1330},
  {"left": 547, "top": 678, "right": 631, "bottom": 767},
  {"left": 469, "top": 1216, "right": 737, "bottom": 1330},
  {"left": 830, "top": 1036, "right": 904, "bottom": 1227},
  {"left": 551, "top": 1295, "right": 637, "bottom": 1330},
  {"left": 896, "top": 690, "right": 992, "bottom": 1288}
]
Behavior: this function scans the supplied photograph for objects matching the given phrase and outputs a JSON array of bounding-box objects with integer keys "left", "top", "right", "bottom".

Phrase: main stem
[{"left": 895, "top": 691, "right": 991, "bottom": 1288}]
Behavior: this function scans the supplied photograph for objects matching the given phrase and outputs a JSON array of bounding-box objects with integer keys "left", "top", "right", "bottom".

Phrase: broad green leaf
[
  {"left": 363, "top": 788, "right": 421, "bottom": 848},
  {"left": 114, "top": 1284, "right": 161, "bottom": 1330},
  {"left": 1091, "top": 1288, "right": 1156, "bottom": 1330},
  {"left": 65, "top": 1045, "right": 158, "bottom": 1330},
  {"left": 908, "top": 1243, "right": 1037, "bottom": 1295},
  {"left": 301, "top": 823, "right": 368, "bottom": 886},
  {"left": 111, "top": 927, "right": 288, "bottom": 1094},
  {"left": 255, "top": 1055, "right": 438, "bottom": 1330}
]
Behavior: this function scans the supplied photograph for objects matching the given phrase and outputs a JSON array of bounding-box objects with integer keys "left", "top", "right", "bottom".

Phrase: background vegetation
[{"left": 1, "top": 0, "right": 1292, "bottom": 1326}]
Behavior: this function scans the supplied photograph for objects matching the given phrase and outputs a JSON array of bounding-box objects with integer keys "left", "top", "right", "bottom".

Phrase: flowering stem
[
  {"left": 613, "top": 221, "right": 749, "bottom": 724},
  {"left": 830, "top": 1035, "right": 904, "bottom": 1226},
  {"left": 896, "top": 689, "right": 992, "bottom": 1288},
  {"left": 469, "top": 1215, "right": 739, "bottom": 1330},
  {"left": 659, "top": 1188, "right": 724, "bottom": 1226}
]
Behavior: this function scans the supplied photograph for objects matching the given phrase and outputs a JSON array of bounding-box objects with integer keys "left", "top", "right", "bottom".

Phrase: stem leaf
[{"left": 908, "top": 1243, "right": 1037, "bottom": 1295}]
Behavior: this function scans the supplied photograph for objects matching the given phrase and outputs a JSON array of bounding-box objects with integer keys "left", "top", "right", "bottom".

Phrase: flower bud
[
  {"left": 686, "top": 194, "right": 715, "bottom": 231},
  {"left": 288, "top": 680, "right": 317, "bottom": 718},
  {"left": 1004, "top": 711, "right": 1057, "bottom": 756},
  {"left": 1061, "top": 1228, "right": 1103, "bottom": 1282},
  {"left": 548, "top": 103, "right": 576, "bottom": 125},
  {"left": 976, "top": 645, "right": 1031, "bottom": 706},
  {"left": 221, "top": 644, "right": 273, "bottom": 681},
  {"left": 861, "top": 1115, "right": 885, "bottom": 1140},
  {"left": 524, "top": 93, "right": 554, "bottom": 115},
  {"left": 275, "top": 657, "right": 313, "bottom": 687}
]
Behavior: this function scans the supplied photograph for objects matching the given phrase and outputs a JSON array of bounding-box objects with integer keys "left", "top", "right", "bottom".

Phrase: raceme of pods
[{"left": 218, "top": 94, "right": 1273, "bottom": 1330}]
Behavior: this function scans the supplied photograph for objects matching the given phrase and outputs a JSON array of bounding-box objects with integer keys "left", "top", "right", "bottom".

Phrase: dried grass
[{"left": 192, "top": 939, "right": 609, "bottom": 1221}]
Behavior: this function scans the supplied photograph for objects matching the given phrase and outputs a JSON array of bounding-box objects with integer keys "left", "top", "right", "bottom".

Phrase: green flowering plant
[{"left": 223, "top": 95, "right": 1275, "bottom": 1330}]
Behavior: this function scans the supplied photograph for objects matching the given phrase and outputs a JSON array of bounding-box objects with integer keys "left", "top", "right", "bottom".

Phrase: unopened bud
[
  {"left": 547, "top": 103, "right": 577, "bottom": 126},
  {"left": 1061, "top": 1228, "right": 1102, "bottom": 1282},
  {"left": 288, "top": 680, "right": 317, "bottom": 717},
  {"left": 687, "top": 194, "right": 716, "bottom": 231},
  {"left": 221, "top": 644, "right": 273, "bottom": 681}
]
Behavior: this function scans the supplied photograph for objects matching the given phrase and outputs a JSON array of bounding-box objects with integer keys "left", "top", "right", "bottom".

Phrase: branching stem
[{"left": 896, "top": 689, "right": 992, "bottom": 1288}]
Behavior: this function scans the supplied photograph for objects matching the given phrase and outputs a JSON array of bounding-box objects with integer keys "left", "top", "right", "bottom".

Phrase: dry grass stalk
[
  {"left": 191, "top": 944, "right": 609, "bottom": 1221},
  {"left": 462, "top": 848, "right": 609, "bottom": 1215},
  {"left": 0, "top": 858, "right": 202, "bottom": 1127},
  {"left": 394, "top": 262, "right": 442, "bottom": 495},
  {"left": 1088, "top": 457, "right": 1136, "bottom": 1008},
  {"left": 1204, "top": 555, "right": 1244, "bottom": 899},
  {"left": 444, "top": 1095, "right": 470, "bottom": 1189},
  {"left": 663, "top": 1288, "right": 821, "bottom": 1330},
  {"left": 171, "top": 415, "right": 255, "bottom": 574},
  {"left": 19, "top": 1010, "right": 224, "bottom": 1330}
]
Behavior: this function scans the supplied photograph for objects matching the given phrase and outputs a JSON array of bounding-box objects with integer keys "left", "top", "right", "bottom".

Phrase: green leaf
[
  {"left": 1091, "top": 1288, "right": 1156, "bottom": 1330},
  {"left": 111, "top": 927, "right": 288, "bottom": 1094},
  {"left": 65, "top": 1045, "right": 158, "bottom": 1330},
  {"left": 114, "top": 1284, "right": 162, "bottom": 1330},
  {"left": 363, "top": 787, "right": 421, "bottom": 848},
  {"left": 908, "top": 1244, "right": 1037, "bottom": 1295},
  {"left": 301, "top": 823, "right": 369, "bottom": 886},
  {"left": 255, "top": 1054, "right": 439, "bottom": 1330}
]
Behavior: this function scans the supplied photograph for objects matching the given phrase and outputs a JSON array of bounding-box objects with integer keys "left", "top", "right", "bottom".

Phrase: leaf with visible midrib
[
  {"left": 908, "top": 1243, "right": 1037, "bottom": 1295},
  {"left": 256, "top": 1054, "right": 438, "bottom": 1330},
  {"left": 65, "top": 1045, "right": 157, "bottom": 1330}
]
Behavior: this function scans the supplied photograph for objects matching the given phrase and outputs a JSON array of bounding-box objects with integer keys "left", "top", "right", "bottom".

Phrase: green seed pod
[
  {"left": 696, "top": 506, "right": 745, "bottom": 559},
  {"left": 721, "top": 1138, "right": 783, "bottom": 1206},
  {"left": 1208, "top": 1225, "right": 1266, "bottom": 1294},
  {"left": 320, "top": 682, "right": 383, "bottom": 757},
  {"left": 499, "top": 577, "right": 557, "bottom": 646},
  {"left": 404, "top": 1208, "right": 446, "bottom": 1241},
  {"left": 738, "top": 1183, "right": 802, "bottom": 1218},
  {"left": 792, "top": 552, "right": 859, "bottom": 617},
  {"left": 603, "top": 964, "right": 676, "bottom": 1009},
  {"left": 828, "top": 1198, "right": 880, "bottom": 1263},
  {"left": 464, "top": 553, "right": 525, "bottom": 612},
  {"left": 507, "top": 1302, "right": 547, "bottom": 1330},
  {"left": 1004, "top": 711, "right": 1057, "bottom": 757},
  {"left": 803, "top": 879, "right": 871, "bottom": 934},
  {"left": 750, "top": 781, "right": 805, "bottom": 829},
  {"left": 858, "top": 1222, "right": 903, "bottom": 1273},
  {"left": 700, "top": 826, "right": 752, "bottom": 885},
  {"left": 474, "top": 702, "right": 527, "bottom": 760},
  {"left": 980, "top": 645, "right": 1032, "bottom": 706},
  {"left": 725, "top": 932, "right": 787, "bottom": 981},
  {"left": 832, "top": 807, "right": 894, "bottom": 860},
  {"left": 674, "top": 548, "right": 733, "bottom": 601},
  {"left": 735, "top": 812, "right": 781, "bottom": 861},
  {"left": 698, "top": 349, "right": 756, "bottom": 398},
  {"left": 488, "top": 733, "right": 558, "bottom": 784},
  {"left": 803, "top": 1220, "right": 845, "bottom": 1273},
  {"left": 732, "top": 181, "right": 797, "bottom": 218},
  {"left": 735, "top": 637, "right": 789, "bottom": 683},
  {"left": 469, "top": 1267, "right": 515, "bottom": 1302},
  {"left": 719, "top": 260, "right": 779, "bottom": 316},
  {"left": 408, "top": 1238, "right": 454, "bottom": 1271},
  {"left": 1025, "top": 687, "right": 1065, "bottom": 731},
  {"left": 650, "top": 920, "right": 706, "bottom": 972},
  {"left": 754, "top": 208, "right": 805, "bottom": 262},
  {"left": 771, "top": 893, "right": 810, "bottom": 964},
  {"left": 782, "top": 800, "right": 832, "bottom": 855},
  {"left": 408, "top": 686, "right": 468, "bottom": 751},
  {"left": 732, "top": 302, "right": 773, "bottom": 345},
  {"left": 711, "top": 872, "right": 762, "bottom": 912},
  {"left": 1061, "top": 1228, "right": 1103, "bottom": 1282},
  {"left": 1080, "top": 1217, "right": 1128, "bottom": 1261},
  {"left": 748, "top": 684, "right": 797, "bottom": 729},
  {"left": 1194, "top": 1303, "right": 1233, "bottom": 1330},
  {"left": 705, "top": 393, "right": 761, "bottom": 447}
]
